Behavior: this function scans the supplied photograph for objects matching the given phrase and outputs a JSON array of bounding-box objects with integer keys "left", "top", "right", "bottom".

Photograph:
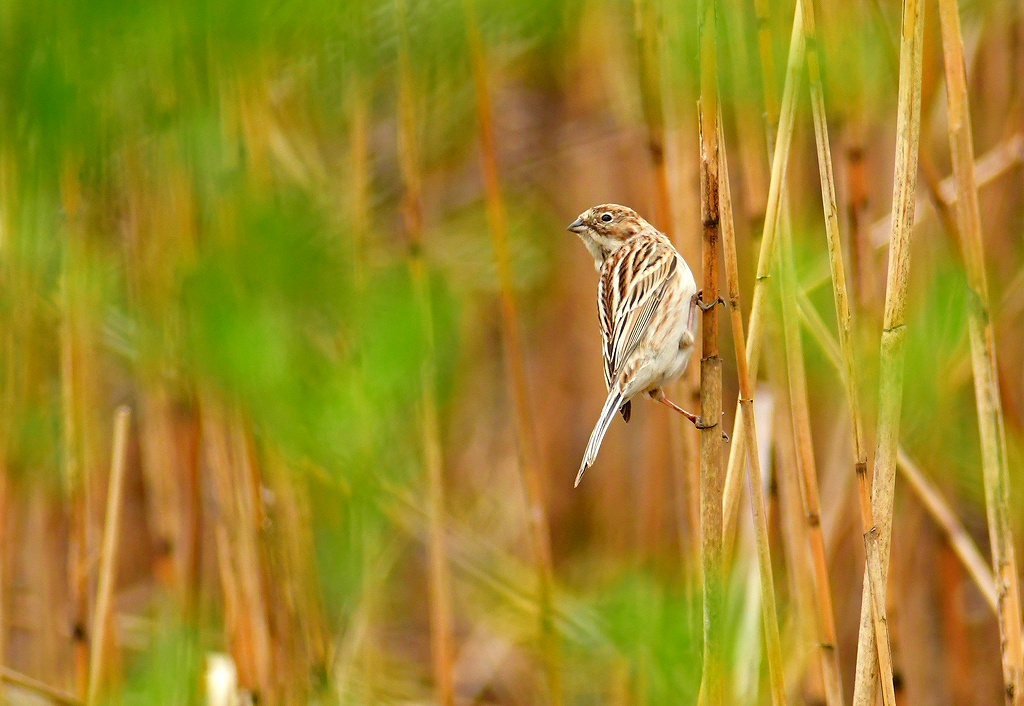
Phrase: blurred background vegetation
[{"left": 0, "top": 0, "right": 1022, "bottom": 704}]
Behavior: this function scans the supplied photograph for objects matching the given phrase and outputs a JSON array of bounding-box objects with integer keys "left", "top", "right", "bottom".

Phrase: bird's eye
[{"left": 601, "top": 213, "right": 613, "bottom": 222}]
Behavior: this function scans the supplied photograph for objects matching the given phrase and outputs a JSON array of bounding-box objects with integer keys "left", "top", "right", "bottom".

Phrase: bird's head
[{"left": 567, "top": 204, "right": 651, "bottom": 265}]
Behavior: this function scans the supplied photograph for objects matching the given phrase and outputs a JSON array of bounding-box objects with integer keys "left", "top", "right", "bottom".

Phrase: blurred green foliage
[
  {"left": 1, "top": 0, "right": 1020, "bottom": 702},
  {"left": 593, "top": 574, "right": 703, "bottom": 703},
  {"left": 113, "top": 624, "right": 202, "bottom": 706}
]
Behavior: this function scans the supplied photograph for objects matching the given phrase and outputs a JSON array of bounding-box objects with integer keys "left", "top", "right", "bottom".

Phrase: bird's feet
[
  {"left": 695, "top": 415, "right": 731, "bottom": 442},
  {"left": 696, "top": 289, "right": 726, "bottom": 312},
  {"left": 651, "top": 390, "right": 729, "bottom": 442}
]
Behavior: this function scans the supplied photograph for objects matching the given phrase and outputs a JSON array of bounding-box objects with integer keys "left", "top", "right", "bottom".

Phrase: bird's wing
[{"left": 598, "top": 237, "right": 678, "bottom": 388}]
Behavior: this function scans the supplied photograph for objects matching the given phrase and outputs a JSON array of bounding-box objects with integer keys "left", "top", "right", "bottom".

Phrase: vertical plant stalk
[
  {"left": 397, "top": 4, "right": 456, "bottom": 704},
  {"left": 87, "top": 407, "right": 131, "bottom": 706},
  {"left": 264, "top": 453, "right": 330, "bottom": 703},
  {"left": 721, "top": 0, "right": 804, "bottom": 554},
  {"left": 0, "top": 279, "right": 12, "bottom": 705},
  {"left": 718, "top": 123, "right": 786, "bottom": 706},
  {"left": 844, "top": 107, "right": 873, "bottom": 314},
  {"left": 697, "top": 0, "right": 725, "bottom": 701},
  {"left": 851, "top": 0, "right": 925, "bottom": 700},
  {"left": 796, "top": 292, "right": 1001, "bottom": 615},
  {"left": 136, "top": 386, "right": 184, "bottom": 593},
  {"left": 729, "top": 1, "right": 847, "bottom": 700},
  {"left": 203, "top": 400, "right": 274, "bottom": 702},
  {"left": 937, "top": 0, "right": 1024, "bottom": 700},
  {"left": 119, "top": 153, "right": 202, "bottom": 619},
  {"left": 59, "top": 166, "right": 93, "bottom": 697},
  {"left": 800, "top": 0, "right": 897, "bottom": 702},
  {"left": 462, "top": 2, "right": 562, "bottom": 702},
  {"left": 0, "top": 461, "right": 6, "bottom": 706},
  {"left": 768, "top": 331, "right": 826, "bottom": 703},
  {"left": 720, "top": 3, "right": 846, "bottom": 700},
  {"left": 777, "top": 211, "right": 846, "bottom": 706}
]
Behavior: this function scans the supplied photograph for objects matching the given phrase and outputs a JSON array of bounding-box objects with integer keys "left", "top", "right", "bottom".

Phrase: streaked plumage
[{"left": 568, "top": 204, "right": 698, "bottom": 486}]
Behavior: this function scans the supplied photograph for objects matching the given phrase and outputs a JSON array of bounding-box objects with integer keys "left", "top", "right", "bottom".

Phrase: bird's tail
[{"left": 575, "top": 389, "right": 625, "bottom": 487}]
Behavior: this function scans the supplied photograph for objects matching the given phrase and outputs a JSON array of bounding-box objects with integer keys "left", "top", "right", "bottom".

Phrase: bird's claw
[
  {"left": 694, "top": 414, "right": 730, "bottom": 442},
  {"left": 696, "top": 290, "right": 726, "bottom": 312}
]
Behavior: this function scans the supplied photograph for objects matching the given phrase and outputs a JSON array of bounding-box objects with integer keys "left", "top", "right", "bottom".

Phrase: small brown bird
[{"left": 568, "top": 204, "right": 701, "bottom": 487}]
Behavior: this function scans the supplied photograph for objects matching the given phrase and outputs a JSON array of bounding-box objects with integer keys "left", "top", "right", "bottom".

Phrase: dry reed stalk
[
  {"left": 137, "top": 385, "right": 184, "bottom": 591},
  {"left": 720, "top": 1, "right": 845, "bottom": 700},
  {"left": 801, "top": 0, "right": 897, "bottom": 701},
  {"left": 120, "top": 165, "right": 170, "bottom": 593},
  {"left": 851, "top": 0, "right": 925, "bottom": 699},
  {"left": 697, "top": 0, "right": 725, "bottom": 701},
  {"left": 462, "top": 1, "right": 562, "bottom": 701},
  {"left": 0, "top": 466, "right": 6, "bottom": 706},
  {"left": 843, "top": 110, "right": 874, "bottom": 314},
  {"left": 732, "top": 552, "right": 765, "bottom": 706},
  {"left": 203, "top": 399, "right": 274, "bottom": 702},
  {"left": 0, "top": 229, "right": 12, "bottom": 701},
  {"left": 892, "top": 503, "right": 947, "bottom": 704},
  {"left": 718, "top": 123, "right": 786, "bottom": 706},
  {"left": 896, "top": 450, "right": 997, "bottom": 612},
  {"left": 139, "top": 389, "right": 203, "bottom": 624},
  {"left": 937, "top": 547, "right": 973, "bottom": 703},
  {"left": 0, "top": 352, "right": 10, "bottom": 704},
  {"left": 769, "top": 335, "right": 826, "bottom": 705},
  {"left": 59, "top": 167, "right": 93, "bottom": 696},
  {"left": 796, "top": 292, "right": 1001, "bottom": 615},
  {"left": 2, "top": 668, "right": 84, "bottom": 706},
  {"left": 26, "top": 489, "right": 63, "bottom": 684},
  {"left": 396, "top": 3, "right": 456, "bottom": 702},
  {"left": 777, "top": 213, "right": 847, "bottom": 706},
  {"left": 937, "top": 2, "right": 1024, "bottom": 699},
  {"left": 719, "top": 0, "right": 764, "bottom": 583},
  {"left": 263, "top": 454, "right": 330, "bottom": 704},
  {"left": 863, "top": 133, "right": 1024, "bottom": 248},
  {"left": 119, "top": 153, "right": 203, "bottom": 613},
  {"left": 721, "top": 0, "right": 804, "bottom": 558},
  {"left": 86, "top": 407, "right": 131, "bottom": 706}
]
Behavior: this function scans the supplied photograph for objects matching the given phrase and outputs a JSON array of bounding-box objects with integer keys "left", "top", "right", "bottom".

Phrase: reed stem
[
  {"left": 720, "top": 2, "right": 845, "bottom": 700},
  {"left": 463, "top": 2, "right": 562, "bottom": 701},
  {"left": 721, "top": 0, "right": 804, "bottom": 558},
  {"left": 203, "top": 401, "right": 274, "bottom": 702},
  {"left": 397, "top": 3, "right": 456, "bottom": 702},
  {"left": 936, "top": 0, "right": 1024, "bottom": 699},
  {"left": 59, "top": 178, "right": 92, "bottom": 696},
  {"left": 800, "top": 0, "right": 896, "bottom": 701},
  {"left": 797, "top": 286, "right": 1001, "bottom": 618},
  {"left": 718, "top": 119, "right": 786, "bottom": 706},
  {"left": 851, "top": 0, "right": 926, "bottom": 699},
  {"left": 698, "top": 0, "right": 725, "bottom": 701},
  {"left": 777, "top": 207, "right": 846, "bottom": 706},
  {"left": 896, "top": 450, "right": 997, "bottom": 612},
  {"left": 87, "top": 406, "right": 131, "bottom": 706},
  {"left": 3, "top": 668, "right": 84, "bottom": 706}
]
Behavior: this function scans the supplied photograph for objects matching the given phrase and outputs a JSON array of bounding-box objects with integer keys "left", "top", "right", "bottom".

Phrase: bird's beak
[{"left": 567, "top": 217, "right": 586, "bottom": 234}]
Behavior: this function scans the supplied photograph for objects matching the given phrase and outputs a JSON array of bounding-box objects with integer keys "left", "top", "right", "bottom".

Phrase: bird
[{"left": 568, "top": 203, "right": 702, "bottom": 487}]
